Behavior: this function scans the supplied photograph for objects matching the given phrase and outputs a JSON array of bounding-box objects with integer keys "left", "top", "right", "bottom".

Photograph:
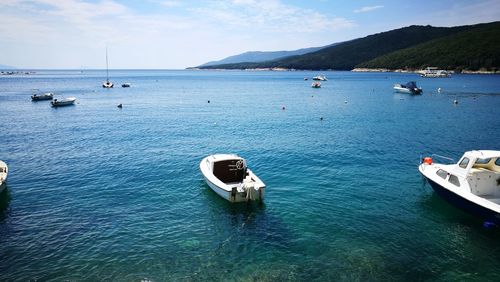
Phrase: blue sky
[{"left": 1, "top": 0, "right": 499, "bottom": 69}]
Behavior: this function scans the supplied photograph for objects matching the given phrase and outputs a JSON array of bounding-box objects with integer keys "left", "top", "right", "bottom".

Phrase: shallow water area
[{"left": 1, "top": 70, "right": 500, "bottom": 280}]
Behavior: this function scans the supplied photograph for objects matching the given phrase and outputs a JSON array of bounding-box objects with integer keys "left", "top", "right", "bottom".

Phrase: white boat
[
  {"left": 0, "top": 160, "right": 8, "bottom": 193},
  {"left": 51, "top": 97, "right": 76, "bottom": 107},
  {"left": 393, "top": 81, "right": 422, "bottom": 94},
  {"left": 419, "top": 150, "right": 500, "bottom": 224},
  {"left": 420, "top": 67, "right": 451, "bottom": 78},
  {"left": 313, "top": 75, "right": 327, "bottom": 81},
  {"left": 200, "top": 154, "right": 265, "bottom": 203},
  {"left": 311, "top": 82, "right": 321, "bottom": 88},
  {"left": 31, "top": 90, "right": 54, "bottom": 101},
  {"left": 102, "top": 48, "right": 113, "bottom": 88}
]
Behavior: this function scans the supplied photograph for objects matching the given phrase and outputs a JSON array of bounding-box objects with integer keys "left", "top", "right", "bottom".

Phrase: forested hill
[
  {"left": 197, "top": 21, "right": 499, "bottom": 71},
  {"left": 356, "top": 21, "right": 500, "bottom": 71}
]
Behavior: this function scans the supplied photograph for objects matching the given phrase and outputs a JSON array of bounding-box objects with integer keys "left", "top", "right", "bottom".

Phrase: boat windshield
[
  {"left": 404, "top": 81, "right": 418, "bottom": 88},
  {"left": 213, "top": 159, "right": 246, "bottom": 184}
]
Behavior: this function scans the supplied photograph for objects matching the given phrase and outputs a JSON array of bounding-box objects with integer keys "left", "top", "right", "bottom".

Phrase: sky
[{"left": 1, "top": 0, "right": 499, "bottom": 69}]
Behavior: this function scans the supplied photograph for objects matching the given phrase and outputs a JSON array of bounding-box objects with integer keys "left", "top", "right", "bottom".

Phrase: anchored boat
[
  {"left": 419, "top": 150, "right": 500, "bottom": 224},
  {"left": 393, "top": 81, "right": 422, "bottom": 94},
  {"left": 200, "top": 154, "right": 265, "bottom": 203},
  {"left": 0, "top": 160, "right": 8, "bottom": 193},
  {"left": 51, "top": 97, "right": 76, "bottom": 107},
  {"left": 31, "top": 91, "right": 54, "bottom": 101}
]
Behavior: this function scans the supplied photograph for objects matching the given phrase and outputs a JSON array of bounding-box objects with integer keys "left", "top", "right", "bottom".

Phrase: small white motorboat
[
  {"left": 313, "top": 75, "right": 327, "bottom": 81},
  {"left": 200, "top": 154, "right": 265, "bottom": 203},
  {"left": 393, "top": 81, "right": 422, "bottom": 94},
  {"left": 31, "top": 92, "right": 54, "bottom": 101},
  {"left": 419, "top": 150, "right": 500, "bottom": 224},
  {"left": 311, "top": 82, "right": 321, "bottom": 88},
  {"left": 0, "top": 160, "right": 8, "bottom": 193},
  {"left": 51, "top": 97, "right": 76, "bottom": 107}
]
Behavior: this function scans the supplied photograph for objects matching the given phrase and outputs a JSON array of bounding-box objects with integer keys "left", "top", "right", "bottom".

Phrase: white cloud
[
  {"left": 193, "top": 0, "right": 355, "bottom": 33},
  {"left": 353, "top": 5, "right": 384, "bottom": 13}
]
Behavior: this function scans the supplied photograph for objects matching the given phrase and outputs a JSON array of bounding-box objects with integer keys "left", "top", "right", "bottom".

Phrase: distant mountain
[
  {"left": 199, "top": 22, "right": 498, "bottom": 71},
  {"left": 197, "top": 44, "right": 337, "bottom": 67},
  {"left": 357, "top": 21, "right": 500, "bottom": 71},
  {"left": 0, "top": 64, "right": 16, "bottom": 69}
]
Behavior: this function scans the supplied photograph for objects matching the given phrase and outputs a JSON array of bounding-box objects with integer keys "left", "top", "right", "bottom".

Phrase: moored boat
[
  {"left": 313, "top": 75, "right": 327, "bottom": 81},
  {"left": 31, "top": 92, "right": 54, "bottom": 101},
  {"left": 121, "top": 83, "right": 131, "bottom": 88},
  {"left": 393, "top": 81, "right": 422, "bottom": 94},
  {"left": 0, "top": 160, "right": 8, "bottom": 193},
  {"left": 102, "top": 48, "right": 113, "bottom": 88},
  {"left": 420, "top": 67, "right": 451, "bottom": 78},
  {"left": 200, "top": 154, "right": 265, "bottom": 203},
  {"left": 51, "top": 97, "right": 76, "bottom": 107},
  {"left": 311, "top": 82, "right": 321, "bottom": 88},
  {"left": 419, "top": 150, "right": 500, "bottom": 224}
]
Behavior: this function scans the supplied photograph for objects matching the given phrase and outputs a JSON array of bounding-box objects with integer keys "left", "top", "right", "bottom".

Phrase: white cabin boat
[
  {"left": 31, "top": 92, "right": 54, "bottom": 101},
  {"left": 200, "top": 154, "right": 265, "bottom": 203},
  {"left": 313, "top": 75, "right": 327, "bottom": 81},
  {"left": 51, "top": 97, "right": 76, "bottom": 107},
  {"left": 0, "top": 160, "right": 8, "bottom": 193},
  {"left": 419, "top": 150, "right": 500, "bottom": 224},
  {"left": 311, "top": 82, "right": 321, "bottom": 88},
  {"left": 393, "top": 81, "right": 422, "bottom": 94},
  {"left": 420, "top": 67, "right": 451, "bottom": 78}
]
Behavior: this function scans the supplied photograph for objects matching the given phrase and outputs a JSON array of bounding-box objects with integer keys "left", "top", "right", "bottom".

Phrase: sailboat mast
[{"left": 106, "top": 47, "right": 109, "bottom": 82}]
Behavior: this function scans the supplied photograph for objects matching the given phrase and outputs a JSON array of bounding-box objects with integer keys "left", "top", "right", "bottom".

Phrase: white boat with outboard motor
[
  {"left": 200, "top": 154, "right": 265, "bottom": 203},
  {"left": 51, "top": 97, "right": 76, "bottom": 107},
  {"left": 313, "top": 75, "right": 327, "bottom": 81},
  {"left": 419, "top": 150, "right": 500, "bottom": 225},
  {"left": 0, "top": 160, "right": 8, "bottom": 193},
  {"left": 31, "top": 91, "right": 54, "bottom": 101},
  {"left": 393, "top": 81, "right": 422, "bottom": 94}
]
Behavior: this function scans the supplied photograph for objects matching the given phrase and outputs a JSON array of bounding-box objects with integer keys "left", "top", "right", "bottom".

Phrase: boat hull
[{"left": 424, "top": 176, "right": 500, "bottom": 224}]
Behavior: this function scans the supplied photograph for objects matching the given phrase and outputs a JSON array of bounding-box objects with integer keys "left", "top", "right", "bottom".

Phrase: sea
[{"left": 0, "top": 70, "right": 499, "bottom": 281}]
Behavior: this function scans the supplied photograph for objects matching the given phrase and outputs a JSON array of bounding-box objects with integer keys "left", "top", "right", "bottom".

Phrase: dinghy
[{"left": 200, "top": 154, "right": 265, "bottom": 203}]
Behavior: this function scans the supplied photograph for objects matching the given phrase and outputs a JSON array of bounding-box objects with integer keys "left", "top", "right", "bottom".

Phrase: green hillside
[
  {"left": 199, "top": 22, "right": 499, "bottom": 71},
  {"left": 200, "top": 24, "right": 471, "bottom": 70},
  {"left": 357, "top": 21, "right": 500, "bottom": 71}
]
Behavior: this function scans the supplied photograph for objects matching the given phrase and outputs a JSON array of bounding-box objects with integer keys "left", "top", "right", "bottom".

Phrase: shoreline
[{"left": 351, "top": 68, "right": 500, "bottom": 75}]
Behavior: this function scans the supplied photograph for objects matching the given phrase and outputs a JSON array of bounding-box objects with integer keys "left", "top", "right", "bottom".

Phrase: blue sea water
[{"left": 0, "top": 70, "right": 500, "bottom": 281}]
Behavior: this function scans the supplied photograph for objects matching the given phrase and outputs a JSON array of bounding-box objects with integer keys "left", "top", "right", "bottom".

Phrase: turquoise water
[{"left": 1, "top": 70, "right": 500, "bottom": 281}]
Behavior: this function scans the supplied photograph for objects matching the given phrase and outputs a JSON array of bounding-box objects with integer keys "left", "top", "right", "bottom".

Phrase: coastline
[{"left": 351, "top": 68, "right": 500, "bottom": 75}]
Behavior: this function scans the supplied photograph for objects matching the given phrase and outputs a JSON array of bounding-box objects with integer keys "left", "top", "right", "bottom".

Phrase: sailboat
[{"left": 102, "top": 48, "right": 113, "bottom": 88}]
